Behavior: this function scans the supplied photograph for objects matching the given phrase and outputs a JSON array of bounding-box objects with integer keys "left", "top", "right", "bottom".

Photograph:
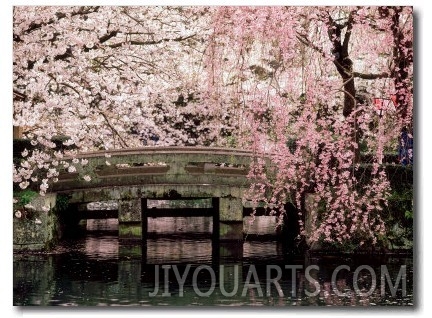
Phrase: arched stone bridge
[
  {"left": 54, "top": 147, "right": 263, "bottom": 241},
  {"left": 14, "top": 145, "right": 411, "bottom": 251}
]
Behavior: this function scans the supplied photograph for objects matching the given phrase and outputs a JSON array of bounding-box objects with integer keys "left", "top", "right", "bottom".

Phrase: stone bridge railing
[
  {"left": 53, "top": 147, "right": 260, "bottom": 241},
  {"left": 54, "top": 146, "right": 255, "bottom": 200}
]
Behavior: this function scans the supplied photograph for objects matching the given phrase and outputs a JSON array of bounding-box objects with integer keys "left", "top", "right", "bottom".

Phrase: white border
[{"left": 2, "top": 1, "right": 429, "bottom": 317}]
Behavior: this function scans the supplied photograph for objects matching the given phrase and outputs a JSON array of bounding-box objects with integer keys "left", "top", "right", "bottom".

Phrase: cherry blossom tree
[
  {"left": 204, "top": 6, "right": 413, "bottom": 247},
  {"left": 13, "top": 6, "right": 212, "bottom": 147},
  {"left": 13, "top": 6, "right": 219, "bottom": 194},
  {"left": 13, "top": 6, "right": 413, "bottom": 248}
]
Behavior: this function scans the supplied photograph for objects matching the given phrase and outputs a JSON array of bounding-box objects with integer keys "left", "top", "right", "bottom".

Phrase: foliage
[
  {"left": 13, "top": 6, "right": 413, "bottom": 247},
  {"left": 54, "top": 194, "right": 71, "bottom": 215},
  {"left": 383, "top": 186, "right": 413, "bottom": 248},
  {"left": 205, "top": 6, "right": 412, "bottom": 247},
  {"left": 13, "top": 189, "right": 39, "bottom": 220},
  {"left": 13, "top": 189, "right": 38, "bottom": 207}
]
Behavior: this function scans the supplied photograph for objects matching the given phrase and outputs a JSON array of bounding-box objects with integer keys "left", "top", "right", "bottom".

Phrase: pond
[{"left": 13, "top": 218, "right": 413, "bottom": 306}]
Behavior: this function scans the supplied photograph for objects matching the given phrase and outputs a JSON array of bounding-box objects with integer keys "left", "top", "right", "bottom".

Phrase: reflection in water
[
  {"left": 14, "top": 218, "right": 413, "bottom": 306},
  {"left": 243, "top": 216, "right": 278, "bottom": 235},
  {"left": 87, "top": 218, "right": 118, "bottom": 232},
  {"left": 243, "top": 241, "right": 280, "bottom": 259},
  {"left": 146, "top": 238, "right": 213, "bottom": 264},
  {"left": 86, "top": 216, "right": 280, "bottom": 236},
  {"left": 148, "top": 217, "right": 212, "bottom": 234}
]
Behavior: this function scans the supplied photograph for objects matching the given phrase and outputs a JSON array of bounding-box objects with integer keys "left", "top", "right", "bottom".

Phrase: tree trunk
[{"left": 13, "top": 126, "right": 23, "bottom": 139}]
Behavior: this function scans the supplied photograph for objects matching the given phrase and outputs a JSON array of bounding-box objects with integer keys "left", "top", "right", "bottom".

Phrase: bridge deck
[{"left": 54, "top": 147, "right": 260, "bottom": 199}]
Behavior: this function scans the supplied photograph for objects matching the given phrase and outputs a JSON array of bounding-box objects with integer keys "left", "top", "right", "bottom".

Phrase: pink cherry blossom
[{"left": 13, "top": 6, "right": 412, "bottom": 246}]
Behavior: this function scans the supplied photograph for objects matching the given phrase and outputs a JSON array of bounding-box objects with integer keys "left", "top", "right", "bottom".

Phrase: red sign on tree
[{"left": 373, "top": 95, "right": 397, "bottom": 116}]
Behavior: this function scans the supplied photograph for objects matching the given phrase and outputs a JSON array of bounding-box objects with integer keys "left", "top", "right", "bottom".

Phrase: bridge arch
[{"left": 54, "top": 147, "right": 269, "bottom": 241}]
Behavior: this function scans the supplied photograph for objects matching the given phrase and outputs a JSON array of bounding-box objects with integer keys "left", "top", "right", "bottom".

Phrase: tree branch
[
  {"left": 296, "top": 33, "right": 326, "bottom": 58},
  {"left": 98, "top": 30, "right": 119, "bottom": 44},
  {"left": 353, "top": 71, "right": 390, "bottom": 79},
  {"left": 296, "top": 32, "right": 352, "bottom": 78},
  {"left": 342, "top": 10, "right": 357, "bottom": 53},
  {"left": 99, "top": 111, "right": 130, "bottom": 148},
  {"left": 108, "top": 33, "right": 196, "bottom": 48}
]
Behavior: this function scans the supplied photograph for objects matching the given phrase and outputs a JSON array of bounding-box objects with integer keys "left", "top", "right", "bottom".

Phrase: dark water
[{"left": 13, "top": 218, "right": 414, "bottom": 306}]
